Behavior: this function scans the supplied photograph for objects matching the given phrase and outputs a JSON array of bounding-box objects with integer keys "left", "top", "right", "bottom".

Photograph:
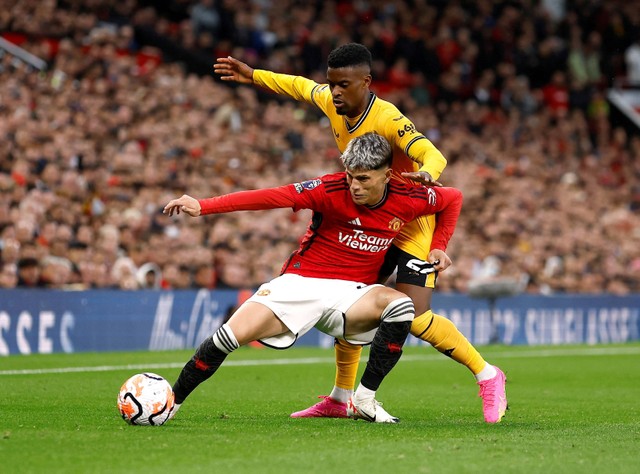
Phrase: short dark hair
[
  {"left": 18, "top": 257, "right": 39, "bottom": 269},
  {"left": 327, "top": 43, "right": 372, "bottom": 70}
]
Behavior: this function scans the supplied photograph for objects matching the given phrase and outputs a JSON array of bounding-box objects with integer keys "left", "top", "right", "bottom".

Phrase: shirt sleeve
[
  {"left": 198, "top": 185, "right": 297, "bottom": 215},
  {"left": 379, "top": 105, "right": 447, "bottom": 179},
  {"left": 253, "top": 70, "right": 318, "bottom": 105},
  {"left": 407, "top": 138, "right": 448, "bottom": 180},
  {"left": 425, "top": 187, "right": 463, "bottom": 251}
]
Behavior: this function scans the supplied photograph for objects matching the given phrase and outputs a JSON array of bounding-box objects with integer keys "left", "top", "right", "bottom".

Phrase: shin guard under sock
[
  {"left": 334, "top": 338, "right": 362, "bottom": 391},
  {"left": 411, "top": 310, "right": 486, "bottom": 375},
  {"left": 172, "top": 324, "right": 239, "bottom": 404},
  {"left": 360, "top": 297, "right": 413, "bottom": 391}
]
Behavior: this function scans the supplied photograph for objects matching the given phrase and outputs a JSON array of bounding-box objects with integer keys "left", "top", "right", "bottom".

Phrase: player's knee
[
  {"left": 379, "top": 292, "right": 414, "bottom": 324},
  {"left": 410, "top": 310, "right": 435, "bottom": 338},
  {"left": 210, "top": 323, "right": 240, "bottom": 355},
  {"left": 373, "top": 287, "right": 406, "bottom": 309}
]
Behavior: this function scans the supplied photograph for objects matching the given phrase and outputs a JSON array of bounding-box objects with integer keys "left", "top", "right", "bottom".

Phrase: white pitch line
[
  {"left": 1, "top": 346, "right": 639, "bottom": 376},
  {"left": 0, "top": 357, "right": 335, "bottom": 376}
]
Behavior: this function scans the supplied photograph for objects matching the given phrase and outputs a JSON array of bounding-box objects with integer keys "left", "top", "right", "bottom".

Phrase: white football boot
[{"left": 347, "top": 397, "right": 399, "bottom": 423}]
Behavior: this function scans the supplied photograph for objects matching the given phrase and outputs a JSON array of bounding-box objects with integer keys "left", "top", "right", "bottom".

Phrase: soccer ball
[{"left": 117, "top": 372, "right": 175, "bottom": 426}]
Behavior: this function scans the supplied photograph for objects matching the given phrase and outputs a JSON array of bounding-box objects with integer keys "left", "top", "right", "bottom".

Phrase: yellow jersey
[{"left": 254, "top": 70, "right": 448, "bottom": 260}]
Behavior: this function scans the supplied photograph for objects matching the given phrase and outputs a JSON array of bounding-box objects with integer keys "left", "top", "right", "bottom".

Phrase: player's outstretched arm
[
  {"left": 166, "top": 186, "right": 299, "bottom": 218},
  {"left": 163, "top": 195, "right": 201, "bottom": 217},
  {"left": 213, "top": 56, "right": 255, "bottom": 84}
]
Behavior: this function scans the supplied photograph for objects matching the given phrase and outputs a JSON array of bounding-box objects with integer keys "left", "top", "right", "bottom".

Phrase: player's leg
[
  {"left": 334, "top": 338, "right": 362, "bottom": 400},
  {"left": 398, "top": 282, "right": 488, "bottom": 373},
  {"left": 170, "top": 301, "right": 287, "bottom": 418},
  {"left": 289, "top": 248, "right": 407, "bottom": 419},
  {"left": 343, "top": 286, "right": 414, "bottom": 423},
  {"left": 394, "top": 247, "right": 507, "bottom": 423},
  {"left": 288, "top": 300, "right": 363, "bottom": 419}
]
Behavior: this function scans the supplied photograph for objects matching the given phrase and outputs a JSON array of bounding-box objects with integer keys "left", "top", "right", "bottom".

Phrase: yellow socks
[
  {"left": 333, "top": 338, "right": 362, "bottom": 391},
  {"left": 331, "top": 311, "right": 487, "bottom": 391},
  {"left": 411, "top": 310, "right": 487, "bottom": 375}
]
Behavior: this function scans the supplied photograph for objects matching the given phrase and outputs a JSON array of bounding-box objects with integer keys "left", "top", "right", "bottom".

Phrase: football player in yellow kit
[{"left": 214, "top": 43, "right": 507, "bottom": 423}]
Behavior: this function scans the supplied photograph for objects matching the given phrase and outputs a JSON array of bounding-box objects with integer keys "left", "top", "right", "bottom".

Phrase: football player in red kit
[{"left": 163, "top": 133, "right": 462, "bottom": 423}]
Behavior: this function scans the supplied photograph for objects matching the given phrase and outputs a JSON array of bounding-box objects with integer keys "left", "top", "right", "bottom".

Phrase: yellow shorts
[{"left": 379, "top": 215, "right": 438, "bottom": 289}]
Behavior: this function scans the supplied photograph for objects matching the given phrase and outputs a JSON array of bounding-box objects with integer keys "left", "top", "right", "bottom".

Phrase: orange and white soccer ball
[{"left": 117, "top": 373, "right": 175, "bottom": 426}]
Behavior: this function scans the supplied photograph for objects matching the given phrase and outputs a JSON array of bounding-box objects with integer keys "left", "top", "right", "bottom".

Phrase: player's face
[
  {"left": 345, "top": 167, "right": 392, "bottom": 206},
  {"left": 327, "top": 66, "right": 372, "bottom": 118}
]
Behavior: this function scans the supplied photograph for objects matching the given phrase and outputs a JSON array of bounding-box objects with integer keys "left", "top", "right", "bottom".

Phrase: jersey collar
[
  {"left": 344, "top": 92, "right": 376, "bottom": 133},
  {"left": 365, "top": 183, "right": 389, "bottom": 210}
]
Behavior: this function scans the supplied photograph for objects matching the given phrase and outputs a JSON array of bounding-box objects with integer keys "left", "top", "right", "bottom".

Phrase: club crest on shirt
[
  {"left": 388, "top": 217, "right": 404, "bottom": 231},
  {"left": 257, "top": 289, "right": 271, "bottom": 296},
  {"left": 294, "top": 179, "right": 322, "bottom": 193}
]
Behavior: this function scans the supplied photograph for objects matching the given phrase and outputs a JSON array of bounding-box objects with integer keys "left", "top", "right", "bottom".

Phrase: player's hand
[
  {"left": 428, "top": 249, "right": 451, "bottom": 272},
  {"left": 163, "top": 195, "right": 201, "bottom": 217},
  {"left": 213, "top": 56, "right": 255, "bottom": 84},
  {"left": 401, "top": 171, "right": 442, "bottom": 187}
]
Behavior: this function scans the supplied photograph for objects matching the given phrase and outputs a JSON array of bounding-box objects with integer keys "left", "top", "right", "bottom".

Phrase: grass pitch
[{"left": 1, "top": 344, "right": 639, "bottom": 473}]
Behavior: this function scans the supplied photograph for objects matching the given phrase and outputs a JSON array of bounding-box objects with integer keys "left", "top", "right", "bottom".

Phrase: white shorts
[{"left": 245, "top": 273, "right": 383, "bottom": 348}]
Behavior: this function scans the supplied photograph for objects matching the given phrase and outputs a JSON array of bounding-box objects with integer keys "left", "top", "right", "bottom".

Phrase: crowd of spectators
[{"left": 0, "top": 0, "right": 639, "bottom": 294}]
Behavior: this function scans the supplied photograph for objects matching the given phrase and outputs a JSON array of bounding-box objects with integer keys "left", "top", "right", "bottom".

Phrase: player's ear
[
  {"left": 363, "top": 74, "right": 372, "bottom": 88},
  {"left": 384, "top": 169, "right": 392, "bottom": 183}
]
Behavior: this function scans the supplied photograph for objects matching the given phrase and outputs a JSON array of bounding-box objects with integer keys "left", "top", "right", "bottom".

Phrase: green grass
[{"left": 2, "top": 344, "right": 639, "bottom": 473}]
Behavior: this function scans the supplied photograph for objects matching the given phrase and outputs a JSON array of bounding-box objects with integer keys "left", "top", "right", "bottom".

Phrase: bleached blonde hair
[{"left": 341, "top": 133, "right": 392, "bottom": 171}]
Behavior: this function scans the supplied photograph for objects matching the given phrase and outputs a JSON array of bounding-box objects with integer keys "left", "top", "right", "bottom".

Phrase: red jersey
[{"left": 199, "top": 172, "right": 462, "bottom": 284}]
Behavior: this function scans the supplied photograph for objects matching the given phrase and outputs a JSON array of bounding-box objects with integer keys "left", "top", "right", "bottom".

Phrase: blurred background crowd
[{"left": 0, "top": 0, "right": 639, "bottom": 294}]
